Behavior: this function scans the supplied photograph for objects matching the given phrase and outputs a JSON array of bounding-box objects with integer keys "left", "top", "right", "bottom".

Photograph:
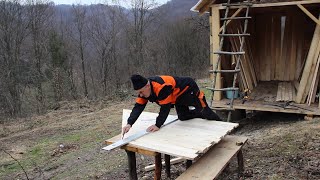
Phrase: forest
[{"left": 0, "top": 0, "right": 209, "bottom": 119}]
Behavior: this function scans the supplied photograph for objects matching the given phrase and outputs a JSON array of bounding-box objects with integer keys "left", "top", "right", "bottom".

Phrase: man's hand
[
  {"left": 147, "top": 124, "right": 160, "bottom": 132},
  {"left": 122, "top": 124, "right": 131, "bottom": 138}
]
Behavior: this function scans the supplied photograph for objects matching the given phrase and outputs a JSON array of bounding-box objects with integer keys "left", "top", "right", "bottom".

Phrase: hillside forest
[{"left": 0, "top": 0, "right": 209, "bottom": 119}]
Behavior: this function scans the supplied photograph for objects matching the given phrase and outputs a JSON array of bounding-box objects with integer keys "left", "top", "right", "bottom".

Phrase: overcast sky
[{"left": 52, "top": 0, "right": 171, "bottom": 6}]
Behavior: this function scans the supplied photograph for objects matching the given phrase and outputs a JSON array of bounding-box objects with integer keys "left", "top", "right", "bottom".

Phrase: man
[{"left": 122, "top": 74, "right": 221, "bottom": 134}]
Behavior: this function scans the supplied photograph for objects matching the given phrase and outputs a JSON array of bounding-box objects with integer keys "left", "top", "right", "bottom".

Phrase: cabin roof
[{"left": 191, "top": 0, "right": 318, "bottom": 14}]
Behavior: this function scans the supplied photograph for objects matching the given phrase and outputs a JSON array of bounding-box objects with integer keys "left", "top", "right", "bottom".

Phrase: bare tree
[
  {"left": 26, "top": 0, "right": 54, "bottom": 113},
  {"left": 0, "top": 0, "right": 28, "bottom": 116},
  {"left": 71, "top": 5, "right": 88, "bottom": 98},
  {"left": 126, "top": 0, "right": 159, "bottom": 73}
]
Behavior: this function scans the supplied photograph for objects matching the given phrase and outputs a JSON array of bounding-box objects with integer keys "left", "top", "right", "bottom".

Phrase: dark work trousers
[{"left": 175, "top": 82, "right": 221, "bottom": 121}]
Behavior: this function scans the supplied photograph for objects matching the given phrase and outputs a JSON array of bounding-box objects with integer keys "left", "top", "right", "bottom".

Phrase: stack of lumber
[
  {"left": 228, "top": 20, "right": 257, "bottom": 91},
  {"left": 276, "top": 82, "right": 296, "bottom": 102},
  {"left": 296, "top": 15, "right": 320, "bottom": 105}
]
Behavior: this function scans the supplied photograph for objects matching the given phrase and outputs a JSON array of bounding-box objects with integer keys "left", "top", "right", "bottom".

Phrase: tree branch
[{"left": 2, "top": 149, "right": 30, "bottom": 180}]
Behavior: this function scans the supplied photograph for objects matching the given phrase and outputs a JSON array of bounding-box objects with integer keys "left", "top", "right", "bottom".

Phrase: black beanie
[{"left": 130, "top": 74, "right": 148, "bottom": 90}]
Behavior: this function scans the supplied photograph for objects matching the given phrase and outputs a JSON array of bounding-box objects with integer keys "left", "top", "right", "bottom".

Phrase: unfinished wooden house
[{"left": 192, "top": 0, "right": 320, "bottom": 117}]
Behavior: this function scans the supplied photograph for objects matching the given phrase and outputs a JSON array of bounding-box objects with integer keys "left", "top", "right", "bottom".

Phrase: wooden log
[
  {"left": 164, "top": 154, "right": 171, "bottom": 178},
  {"left": 237, "top": 149, "right": 244, "bottom": 175},
  {"left": 154, "top": 153, "right": 162, "bottom": 180},
  {"left": 296, "top": 14, "right": 320, "bottom": 103},
  {"left": 126, "top": 150, "right": 138, "bottom": 180}
]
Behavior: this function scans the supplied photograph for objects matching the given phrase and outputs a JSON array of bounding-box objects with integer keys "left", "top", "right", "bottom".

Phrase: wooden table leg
[
  {"left": 186, "top": 160, "right": 192, "bottom": 169},
  {"left": 154, "top": 153, "right": 162, "bottom": 180},
  {"left": 126, "top": 150, "right": 137, "bottom": 180},
  {"left": 164, "top": 154, "right": 171, "bottom": 178},
  {"left": 237, "top": 149, "right": 244, "bottom": 175}
]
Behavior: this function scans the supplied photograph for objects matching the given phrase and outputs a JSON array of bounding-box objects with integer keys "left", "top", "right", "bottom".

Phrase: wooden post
[
  {"left": 164, "top": 154, "right": 171, "bottom": 178},
  {"left": 186, "top": 160, "right": 192, "bottom": 169},
  {"left": 126, "top": 150, "right": 138, "bottom": 180},
  {"left": 237, "top": 149, "right": 244, "bottom": 176},
  {"left": 211, "top": 6, "right": 222, "bottom": 101},
  {"left": 154, "top": 153, "right": 162, "bottom": 180}
]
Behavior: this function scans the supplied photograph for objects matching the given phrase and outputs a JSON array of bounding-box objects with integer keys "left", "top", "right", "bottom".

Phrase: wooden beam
[
  {"left": 199, "top": 0, "right": 215, "bottom": 15},
  {"left": 213, "top": 0, "right": 320, "bottom": 9},
  {"left": 219, "top": 8, "right": 244, "bottom": 33},
  {"left": 211, "top": 6, "right": 222, "bottom": 100},
  {"left": 297, "top": 4, "right": 320, "bottom": 26}
]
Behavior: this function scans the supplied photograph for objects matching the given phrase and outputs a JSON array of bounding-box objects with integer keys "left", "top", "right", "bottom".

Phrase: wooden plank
[
  {"left": 296, "top": 14, "right": 320, "bottom": 103},
  {"left": 212, "top": 6, "right": 222, "bottom": 100},
  {"left": 301, "top": 40, "right": 320, "bottom": 103},
  {"left": 290, "top": 13, "right": 297, "bottom": 81},
  {"left": 274, "top": 15, "right": 282, "bottom": 80},
  {"left": 308, "top": 54, "right": 320, "bottom": 105},
  {"left": 276, "top": 82, "right": 282, "bottom": 102},
  {"left": 297, "top": 4, "right": 320, "bottom": 26},
  {"left": 105, "top": 134, "right": 158, "bottom": 156},
  {"left": 265, "top": 16, "right": 272, "bottom": 81},
  {"left": 295, "top": 14, "right": 303, "bottom": 81},
  {"left": 311, "top": 54, "right": 320, "bottom": 103},
  {"left": 144, "top": 157, "right": 184, "bottom": 172},
  {"left": 176, "top": 136, "right": 248, "bottom": 180},
  {"left": 270, "top": 15, "right": 276, "bottom": 80},
  {"left": 282, "top": 15, "right": 291, "bottom": 81},
  {"left": 259, "top": 15, "right": 267, "bottom": 81},
  {"left": 211, "top": 99, "right": 320, "bottom": 115},
  {"left": 118, "top": 111, "right": 239, "bottom": 160}
]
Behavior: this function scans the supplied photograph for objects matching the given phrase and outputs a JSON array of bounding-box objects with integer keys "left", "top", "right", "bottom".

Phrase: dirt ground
[{"left": 0, "top": 98, "right": 320, "bottom": 180}]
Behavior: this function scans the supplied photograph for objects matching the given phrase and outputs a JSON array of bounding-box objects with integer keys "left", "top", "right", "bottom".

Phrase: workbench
[{"left": 105, "top": 110, "right": 239, "bottom": 179}]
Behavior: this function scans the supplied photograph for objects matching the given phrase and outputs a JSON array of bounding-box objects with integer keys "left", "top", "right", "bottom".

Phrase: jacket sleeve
[
  {"left": 155, "top": 103, "right": 171, "bottom": 128},
  {"left": 127, "top": 97, "right": 147, "bottom": 126}
]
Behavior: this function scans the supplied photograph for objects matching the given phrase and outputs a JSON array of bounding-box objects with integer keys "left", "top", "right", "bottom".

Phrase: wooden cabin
[{"left": 192, "top": 0, "right": 320, "bottom": 117}]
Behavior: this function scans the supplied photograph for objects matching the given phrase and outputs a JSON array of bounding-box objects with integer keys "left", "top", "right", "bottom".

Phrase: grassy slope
[{"left": 0, "top": 83, "right": 320, "bottom": 179}]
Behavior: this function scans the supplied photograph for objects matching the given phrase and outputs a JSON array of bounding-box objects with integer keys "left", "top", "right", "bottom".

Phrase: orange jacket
[{"left": 128, "top": 76, "right": 202, "bottom": 128}]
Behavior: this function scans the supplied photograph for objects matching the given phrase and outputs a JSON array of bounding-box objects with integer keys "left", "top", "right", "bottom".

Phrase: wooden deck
[
  {"left": 212, "top": 99, "right": 320, "bottom": 115},
  {"left": 211, "top": 81, "right": 320, "bottom": 115}
]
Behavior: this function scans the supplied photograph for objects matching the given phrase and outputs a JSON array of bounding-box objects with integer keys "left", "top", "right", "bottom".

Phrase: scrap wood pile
[{"left": 296, "top": 15, "right": 320, "bottom": 106}]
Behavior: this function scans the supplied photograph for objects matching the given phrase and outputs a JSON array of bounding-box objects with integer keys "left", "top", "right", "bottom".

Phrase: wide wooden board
[{"left": 109, "top": 110, "right": 239, "bottom": 160}]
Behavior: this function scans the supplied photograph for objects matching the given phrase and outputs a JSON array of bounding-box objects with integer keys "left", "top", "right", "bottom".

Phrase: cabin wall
[{"left": 250, "top": 8, "right": 315, "bottom": 82}]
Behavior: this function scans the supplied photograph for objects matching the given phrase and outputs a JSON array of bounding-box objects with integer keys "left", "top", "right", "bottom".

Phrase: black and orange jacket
[{"left": 127, "top": 76, "right": 198, "bottom": 128}]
